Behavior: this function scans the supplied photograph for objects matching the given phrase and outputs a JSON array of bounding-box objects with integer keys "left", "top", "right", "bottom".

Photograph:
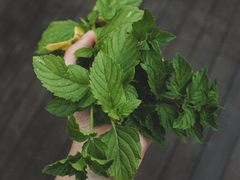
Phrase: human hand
[{"left": 56, "top": 30, "right": 152, "bottom": 180}]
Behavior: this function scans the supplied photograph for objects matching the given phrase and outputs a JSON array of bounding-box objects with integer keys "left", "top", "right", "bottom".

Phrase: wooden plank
[
  {"left": 1, "top": 108, "right": 54, "bottom": 179},
  {"left": 162, "top": 0, "right": 218, "bottom": 60},
  {"left": 220, "top": 118, "right": 240, "bottom": 179},
  {"left": 18, "top": 116, "right": 69, "bottom": 180},
  {"left": 134, "top": 133, "right": 180, "bottom": 180},
  {"left": 140, "top": 0, "right": 170, "bottom": 19},
  {"left": 0, "top": 82, "right": 48, "bottom": 169}
]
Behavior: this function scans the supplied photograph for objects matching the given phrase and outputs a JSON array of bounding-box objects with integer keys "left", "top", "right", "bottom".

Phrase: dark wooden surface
[{"left": 0, "top": 0, "right": 239, "bottom": 179}]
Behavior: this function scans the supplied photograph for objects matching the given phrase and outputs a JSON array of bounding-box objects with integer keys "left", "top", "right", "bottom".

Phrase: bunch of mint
[{"left": 33, "top": 0, "right": 225, "bottom": 179}]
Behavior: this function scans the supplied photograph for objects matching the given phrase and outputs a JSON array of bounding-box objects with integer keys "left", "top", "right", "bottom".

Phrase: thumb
[{"left": 64, "top": 30, "right": 97, "bottom": 66}]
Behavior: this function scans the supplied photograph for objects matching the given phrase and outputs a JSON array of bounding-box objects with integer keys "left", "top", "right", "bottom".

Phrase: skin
[{"left": 56, "top": 30, "right": 152, "bottom": 180}]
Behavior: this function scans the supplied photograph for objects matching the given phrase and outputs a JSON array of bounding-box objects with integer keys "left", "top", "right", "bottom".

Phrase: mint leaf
[
  {"left": 100, "top": 125, "right": 141, "bottom": 180},
  {"left": 71, "top": 157, "right": 87, "bottom": 172},
  {"left": 78, "top": 90, "right": 96, "bottom": 109},
  {"left": 145, "top": 112, "right": 166, "bottom": 147},
  {"left": 186, "top": 120, "right": 204, "bottom": 144},
  {"left": 43, "top": 152, "right": 87, "bottom": 179},
  {"left": 93, "top": 105, "right": 111, "bottom": 127},
  {"left": 172, "top": 53, "right": 193, "bottom": 95},
  {"left": 141, "top": 63, "right": 166, "bottom": 99},
  {"left": 95, "top": 7, "right": 143, "bottom": 41},
  {"left": 122, "top": 67, "right": 135, "bottom": 87},
  {"left": 74, "top": 47, "right": 94, "bottom": 58},
  {"left": 156, "top": 102, "right": 187, "bottom": 143},
  {"left": 132, "top": 8, "right": 156, "bottom": 41},
  {"left": 140, "top": 48, "right": 165, "bottom": 72},
  {"left": 173, "top": 104, "right": 196, "bottom": 129},
  {"left": 163, "top": 81, "right": 178, "bottom": 99},
  {"left": 46, "top": 97, "right": 78, "bottom": 117},
  {"left": 124, "top": 84, "right": 138, "bottom": 100},
  {"left": 200, "top": 112, "right": 219, "bottom": 131},
  {"left": 164, "top": 60, "right": 175, "bottom": 75},
  {"left": 148, "top": 28, "right": 176, "bottom": 48},
  {"left": 187, "top": 66, "right": 210, "bottom": 103},
  {"left": 119, "top": 99, "right": 142, "bottom": 118},
  {"left": 83, "top": 153, "right": 113, "bottom": 178},
  {"left": 96, "top": 0, "right": 116, "bottom": 21},
  {"left": 126, "top": 110, "right": 165, "bottom": 146},
  {"left": 136, "top": 40, "right": 150, "bottom": 51},
  {"left": 33, "top": 55, "right": 90, "bottom": 102},
  {"left": 96, "top": 0, "right": 142, "bottom": 21},
  {"left": 100, "top": 24, "right": 139, "bottom": 72},
  {"left": 67, "top": 115, "right": 97, "bottom": 142},
  {"left": 84, "top": 138, "right": 108, "bottom": 160},
  {"left": 203, "top": 91, "right": 225, "bottom": 113},
  {"left": 210, "top": 78, "right": 218, "bottom": 92},
  {"left": 90, "top": 51, "right": 126, "bottom": 113},
  {"left": 36, "top": 20, "right": 79, "bottom": 54}
]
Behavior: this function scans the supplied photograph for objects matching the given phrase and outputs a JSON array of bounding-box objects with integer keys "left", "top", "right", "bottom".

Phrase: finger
[
  {"left": 139, "top": 133, "right": 152, "bottom": 164},
  {"left": 64, "top": 30, "right": 97, "bottom": 65}
]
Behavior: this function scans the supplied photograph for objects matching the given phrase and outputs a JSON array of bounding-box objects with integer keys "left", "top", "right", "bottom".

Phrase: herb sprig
[{"left": 33, "top": 0, "right": 225, "bottom": 179}]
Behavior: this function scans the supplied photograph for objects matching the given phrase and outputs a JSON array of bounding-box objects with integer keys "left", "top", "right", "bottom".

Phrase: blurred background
[{"left": 1, "top": 0, "right": 240, "bottom": 179}]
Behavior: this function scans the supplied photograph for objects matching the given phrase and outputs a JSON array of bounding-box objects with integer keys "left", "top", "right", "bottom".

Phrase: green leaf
[
  {"left": 173, "top": 105, "right": 196, "bottom": 130},
  {"left": 145, "top": 113, "right": 166, "bottom": 147},
  {"left": 119, "top": 99, "right": 142, "bottom": 118},
  {"left": 125, "top": 115, "right": 142, "bottom": 130},
  {"left": 78, "top": 90, "right": 96, "bottom": 109},
  {"left": 148, "top": 28, "right": 176, "bottom": 47},
  {"left": 163, "top": 81, "right": 178, "bottom": 99},
  {"left": 164, "top": 60, "right": 175, "bottom": 75},
  {"left": 203, "top": 91, "right": 224, "bottom": 113},
  {"left": 99, "top": 24, "right": 140, "bottom": 72},
  {"left": 122, "top": 67, "right": 135, "bottom": 87},
  {"left": 90, "top": 51, "right": 126, "bottom": 113},
  {"left": 95, "top": 7, "right": 143, "bottom": 41},
  {"left": 93, "top": 105, "right": 111, "bottom": 127},
  {"left": 71, "top": 157, "right": 87, "bottom": 172},
  {"left": 100, "top": 125, "right": 141, "bottom": 180},
  {"left": 46, "top": 97, "right": 78, "bottom": 117},
  {"left": 96, "top": 0, "right": 142, "bottom": 21},
  {"left": 36, "top": 20, "right": 79, "bottom": 54},
  {"left": 33, "top": 55, "right": 90, "bottom": 102},
  {"left": 96, "top": 0, "right": 116, "bottom": 21},
  {"left": 67, "top": 115, "right": 97, "bottom": 142},
  {"left": 210, "top": 78, "right": 218, "bottom": 92},
  {"left": 83, "top": 153, "right": 113, "bottom": 178},
  {"left": 84, "top": 138, "right": 108, "bottom": 160},
  {"left": 43, "top": 152, "right": 87, "bottom": 179},
  {"left": 141, "top": 63, "right": 166, "bottom": 99},
  {"left": 172, "top": 53, "right": 193, "bottom": 95},
  {"left": 132, "top": 8, "right": 156, "bottom": 41},
  {"left": 195, "top": 90, "right": 208, "bottom": 112},
  {"left": 156, "top": 102, "right": 187, "bottom": 143},
  {"left": 124, "top": 84, "right": 139, "bottom": 100},
  {"left": 126, "top": 110, "right": 165, "bottom": 146},
  {"left": 186, "top": 120, "right": 204, "bottom": 144},
  {"left": 200, "top": 112, "right": 219, "bottom": 131},
  {"left": 140, "top": 48, "right": 165, "bottom": 72},
  {"left": 74, "top": 47, "right": 94, "bottom": 58},
  {"left": 187, "top": 66, "right": 210, "bottom": 103},
  {"left": 136, "top": 40, "right": 150, "bottom": 51}
]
